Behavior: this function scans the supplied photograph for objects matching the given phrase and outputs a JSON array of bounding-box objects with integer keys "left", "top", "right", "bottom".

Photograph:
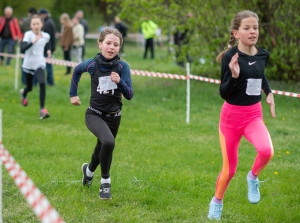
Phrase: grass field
[{"left": 0, "top": 40, "right": 299, "bottom": 222}]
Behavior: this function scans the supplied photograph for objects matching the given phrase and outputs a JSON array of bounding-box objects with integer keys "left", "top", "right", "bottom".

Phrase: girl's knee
[
  {"left": 102, "top": 139, "right": 115, "bottom": 151},
  {"left": 228, "top": 169, "right": 237, "bottom": 180},
  {"left": 27, "top": 86, "right": 33, "bottom": 92},
  {"left": 258, "top": 147, "right": 274, "bottom": 160}
]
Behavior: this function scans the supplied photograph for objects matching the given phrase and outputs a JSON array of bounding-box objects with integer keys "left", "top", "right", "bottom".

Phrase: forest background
[{"left": 0, "top": 0, "right": 299, "bottom": 85}]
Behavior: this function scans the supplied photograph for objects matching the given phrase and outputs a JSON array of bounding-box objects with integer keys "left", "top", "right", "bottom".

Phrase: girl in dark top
[
  {"left": 208, "top": 10, "right": 275, "bottom": 220},
  {"left": 69, "top": 28, "right": 133, "bottom": 200}
]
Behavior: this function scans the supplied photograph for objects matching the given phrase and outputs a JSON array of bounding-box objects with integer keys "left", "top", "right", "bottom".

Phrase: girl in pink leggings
[{"left": 207, "top": 10, "right": 275, "bottom": 220}]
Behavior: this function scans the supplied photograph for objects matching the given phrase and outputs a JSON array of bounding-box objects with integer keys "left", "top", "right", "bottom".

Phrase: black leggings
[
  {"left": 63, "top": 46, "right": 72, "bottom": 74},
  {"left": 23, "top": 68, "right": 46, "bottom": 109},
  {"left": 144, "top": 38, "right": 154, "bottom": 59},
  {"left": 85, "top": 109, "right": 121, "bottom": 179}
]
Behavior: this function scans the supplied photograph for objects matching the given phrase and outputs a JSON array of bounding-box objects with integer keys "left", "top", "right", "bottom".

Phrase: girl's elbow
[
  {"left": 219, "top": 90, "right": 229, "bottom": 100},
  {"left": 125, "top": 92, "right": 133, "bottom": 100}
]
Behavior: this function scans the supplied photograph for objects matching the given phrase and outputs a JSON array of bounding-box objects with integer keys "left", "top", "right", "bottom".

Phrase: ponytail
[{"left": 216, "top": 32, "right": 237, "bottom": 63}]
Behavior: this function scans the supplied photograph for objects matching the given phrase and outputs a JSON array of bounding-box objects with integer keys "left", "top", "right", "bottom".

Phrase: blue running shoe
[
  {"left": 208, "top": 198, "right": 223, "bottom": 220},
  {"left": 247, "top": 174, "right": 260, "bottom": 204}
]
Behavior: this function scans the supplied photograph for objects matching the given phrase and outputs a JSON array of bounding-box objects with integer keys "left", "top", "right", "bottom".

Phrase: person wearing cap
[
  {"left": 0, "top": 6, "right": 22, "bottom": 66},
  {"left": 39, "top": 9, "right": 56, "bottom": 85}
]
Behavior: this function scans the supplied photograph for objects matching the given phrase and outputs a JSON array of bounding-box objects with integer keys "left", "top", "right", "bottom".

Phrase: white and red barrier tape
[
  {"left": 0, "top": 142, "right": 65, "bottom": 223},
  {"left": 0, "top": 52, "right": 299, "bottom": 98}
]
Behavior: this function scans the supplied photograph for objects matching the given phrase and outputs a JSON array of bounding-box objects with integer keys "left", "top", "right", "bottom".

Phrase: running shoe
[
  {"left": 247, "top": 174, "right": 261, "bottom": 204},
  {"left": 99, "top": 183, "right": 112, "bottom": 200},
  {"left": 208, "top": 198, "right": 223, "bottom": 220},
  {"left": 39, "top": 108, "right": 50, "bottom": 120},
  {"left": 20, "top": 89, "right": 28, "bottom": 107},
  {"left": 82, "top": 163, "right": 93, "bottom": 186}
]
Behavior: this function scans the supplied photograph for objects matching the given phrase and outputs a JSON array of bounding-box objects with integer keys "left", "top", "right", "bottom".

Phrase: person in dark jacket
[
  {"left": 0, "top": 6, "right": 22, "bottom": 66},
  {"left": 114, "top": 16, "right": 127, "bottom": 57},
  {"left": 39, "top": 9, "right": 56, "bottom": 85}
]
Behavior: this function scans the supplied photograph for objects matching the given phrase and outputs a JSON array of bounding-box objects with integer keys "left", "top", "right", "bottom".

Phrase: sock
[
  {"left": 213, "top": 196, "right": 223, "bottom": 204},
  {"left": 101, "top": 177, "right": 111, "bottom": 184},
  {"left": 248, "top": 170, "right": 258, "bottom": 180},
  {"left": 86, "top": 166, "right": 94, "bottom": 177}
]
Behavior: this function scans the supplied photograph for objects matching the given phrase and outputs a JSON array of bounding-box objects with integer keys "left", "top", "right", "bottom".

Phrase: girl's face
[
  {"left": 234, "top": 16, "right": 259, "bottom": 48},
  {"left": 60, "top": 17, "right": 65, "bottom": 25},
  {"left": 30, "top": 18, "right": 43, "bottom": 34},
  {"left": 98, "top": 34, "right": 121, "bottom": 60}
]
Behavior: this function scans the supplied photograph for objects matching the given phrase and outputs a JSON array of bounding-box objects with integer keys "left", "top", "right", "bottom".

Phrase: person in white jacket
[
  {"left": 71, "top": 16, "right": 84, "bottom": 63},
  {"left": 20, "top": 15, "right": 51, "bottom": 120}
]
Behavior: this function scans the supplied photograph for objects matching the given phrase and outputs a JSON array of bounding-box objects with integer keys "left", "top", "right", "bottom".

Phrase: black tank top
[{"left": 90, "top": 54, "right": 122, "bottom": 112}]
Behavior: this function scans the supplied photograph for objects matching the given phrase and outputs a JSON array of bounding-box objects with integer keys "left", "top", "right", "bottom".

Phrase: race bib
[
  {"left": 246, "top": 78, "right": 262, "bottom": 96},
  {"left": 97, "top": 76, "right": 117, "bottom": 94}
]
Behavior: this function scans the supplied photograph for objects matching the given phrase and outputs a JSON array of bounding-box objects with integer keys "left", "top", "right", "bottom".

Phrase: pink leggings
[{"left": 215, "top": 102, "right": 274, "bottom": 199}]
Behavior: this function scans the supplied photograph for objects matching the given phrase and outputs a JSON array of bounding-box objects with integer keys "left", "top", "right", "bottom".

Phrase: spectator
[
  {"left": 39, "top": 9, "right": 56, "bottom": 85},
  {"left": 75, "top": 10, "right": 88, "bottom": 61},
  {"left": 59, "top": 13, "right": 73, "bottom": 75},
  {"left": 114, "top": 16, "right": 127, "bottom": 57},
  {"left": 0, "top": 6, "right": 22, "bottom": 66},
  {"left": 20, "top": 7, "right": 37, "bottom": 35},
  {"left": 173, "top": 12, "right": 193, "bottom": 67},
  {"left": 71, "top": 16, "right": 84, "bottom": 63},
  {"left": 99, "top": 23, "right": 108, "bottom": 34},
  {"left": 141, "top": 18, "right": 158, "bottom": 59},
  {"left": 20, "top": 7, "right": 37, "bottom": 84},
  {"left": 155, "top": 27, "right": 162, "bottom": 47}
]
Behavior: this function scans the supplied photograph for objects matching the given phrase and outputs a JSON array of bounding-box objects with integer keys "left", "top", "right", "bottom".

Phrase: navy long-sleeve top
[
  {"left": 69, "top": 58, "right": 133, "bottom": 108},
  {"left": 220, "top": 46, "right": 271, "bottom": 106}
]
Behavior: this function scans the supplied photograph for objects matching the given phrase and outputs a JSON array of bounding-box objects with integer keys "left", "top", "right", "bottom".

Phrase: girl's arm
[
  {"left": 69, "top": 59, "right": 94, "bottom": 98},
  {"left": 45, "top": 42, "right": 51, "bottom": 58},
  {"left": 262, "top": 74, "right": 275, "bottom": 118},
  {"left": 262, "top": 74, "right": 271, "bottom": 96},
  {"left": 20, "top": 41, "right": 33, "bottom": 53},
  {"left": 117, "top": 62, "right": 133, "bottom": 100},
  {"left": 21, "top": 33, "right": 42, "bottom": 53},
  {"left": 219, "top": 54, "right": 238, "bottom": 100}
]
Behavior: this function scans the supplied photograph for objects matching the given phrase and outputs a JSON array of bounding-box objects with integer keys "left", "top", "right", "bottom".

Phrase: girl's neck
[
  {"left": 237, "top": 44, "right": 258, "bottom": 56},
  {"left": 33, "top": 30, "right": 41, "bottom": 35}
]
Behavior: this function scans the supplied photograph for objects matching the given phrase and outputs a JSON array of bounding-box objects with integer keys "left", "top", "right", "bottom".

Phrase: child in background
[
  {"left": 69, "top": 28, "right": 133, "bottom": 200},
  {"left": 208, "top": 10, "right": 275, "bottom": 220},
  {"left": 20, "top": 15, "right": 51, "bottom": 119},
  {"left": 71, "top": 16, "right": 84, "bottom": 63},
  {"left": 59, "top": 13, "right": 73, "bottom": 75}
]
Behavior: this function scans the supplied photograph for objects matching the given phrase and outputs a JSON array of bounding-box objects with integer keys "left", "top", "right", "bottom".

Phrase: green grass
[{"left": 0, "top": 41, "right": 299, "bottom": 222}]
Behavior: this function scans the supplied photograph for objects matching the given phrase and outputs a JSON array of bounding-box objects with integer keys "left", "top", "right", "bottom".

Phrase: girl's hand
[
  {"left": 111, "top": 72, "right": 120, "bottom": 84},
  {"left": 32, "top": 34, "right": 42, "bottom": 44},
  {"left": 70, "top": 96, "right": 81, "bottom": 106},
  {"left": 266, "top": 93, "right": 275, "bottom": 118},
  {"left": 229, "top": 53, "right": 240, "bottom": 78},
  {"left": 47, "top": 50, "right": 51, "bottom": 59}
]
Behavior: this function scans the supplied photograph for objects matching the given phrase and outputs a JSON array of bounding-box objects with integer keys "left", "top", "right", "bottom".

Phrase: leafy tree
[
  {"left": 107, "top": 0, "right": 299, "bottom": 82},
  {"left": 241, "top": 0, "right": 300, "bottom": 82},
  {"left": 0, "top": 0, "right": 53, "bottom": 17}
]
